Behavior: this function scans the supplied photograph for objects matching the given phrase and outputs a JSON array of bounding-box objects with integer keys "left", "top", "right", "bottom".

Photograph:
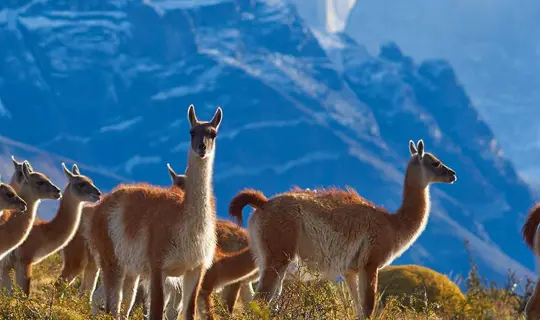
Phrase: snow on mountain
[
  {"left": 0, "top": 0, "right": 535, "bottom": 285},
  {"left": 289, "top": 0, "right": 356, "bottom": 33}
]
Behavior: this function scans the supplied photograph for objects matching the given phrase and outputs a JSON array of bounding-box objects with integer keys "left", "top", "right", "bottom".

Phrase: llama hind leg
[
  {"left": 121, "top": 274, "right": 140, "bottom": 319},
  {"left": 15, "top": 261, "right": 31, "bottom": 296},
  {"left": 182, "top": 265, "right": 206, "bottom": 320},
  {"left": 221, "top": 282, "right": 242, "bottom": 313},
  {"left": 102, "top": 265, "right": 126, "bottom": 316},
  {"left": 526, "top": 280, "right": 540, "bottom": 320},
  {"left": 344, "top": 272, "right": 361, "bottom": 316},
  {"left": 358, "top": 265, "right": 378, "bottom": 319},
  {"left": 239, "top": 282, "right": 255, "bottom": 304},
  {"left": 81, "top": 257, "right": 99, "bottom": 296},
  {"left": 0, "top": 266, "right": 13, "bottom": 294},
  {"left": 251, "top": 217, "right": 298, "bottom": 303}
]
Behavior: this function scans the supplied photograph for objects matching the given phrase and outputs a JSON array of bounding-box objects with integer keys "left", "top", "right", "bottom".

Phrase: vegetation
[{"left": 0, "top": 245, "right": 533, "bottom": 320}]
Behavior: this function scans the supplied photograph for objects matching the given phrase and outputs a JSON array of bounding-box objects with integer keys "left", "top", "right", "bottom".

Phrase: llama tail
[
  {"left": 522, "top": 204, "right": 540, "bottom": 250},
  {"left": 203, "top": 247, "right": 257, "bottom": 291},
  {"left": 229, "top": 189, "right": 268, "bottom": 226}
]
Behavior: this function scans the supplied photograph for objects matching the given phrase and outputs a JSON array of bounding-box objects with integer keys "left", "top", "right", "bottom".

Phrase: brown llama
[
  {"left": 229, "top": 140, "right": 457, "bottom": 319},
  {"left": 0, "top": 174, "right": 28, "bottom": 254},
  {"left": 1, "top": 163, "right": 101, "bottom": 296},
  {"left": 163, "top": 164, "right": 258, "bottom": 320},
  {"left": 90, "top": 163, "right": 256, "bottom": 320},
  {"left": 0, "top": 160, "right": 62, "bottom": 292},
  {"left": 84, "top": 104, "right": 222, "bottom": 320},
  {"left": 521, "top": 204, "right": 540, "bottom": 320},
  {"left": 11, "top": 159, "right": 98, "bottom": 298}
]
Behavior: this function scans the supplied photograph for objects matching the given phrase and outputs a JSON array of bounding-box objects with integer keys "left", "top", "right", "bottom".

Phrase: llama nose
[{"left": 199, "top": 143, "right": 206, "bottom": 150}]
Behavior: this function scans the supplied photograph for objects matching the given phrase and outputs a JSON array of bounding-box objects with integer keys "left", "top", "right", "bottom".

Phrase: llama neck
[
  {"left": 393, "top": 170, "right": 431, "bottom": 247},
  {"left": 184, "top": 151, "right": 215, "bottom": 219},
  {"left": 41, "top": 189, "right": 83, "bottom": 252},
  {"left": 2, "top": 188, "right": 41, "bottom": 245}
]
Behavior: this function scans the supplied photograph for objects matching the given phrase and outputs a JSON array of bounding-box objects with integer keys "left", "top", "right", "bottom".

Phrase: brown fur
[
  {"left": 238, "top": 140, "right": 456, "bottom": 319},
  {"left": 2, "top": 164, "right": 100, "bottom": 296},
  {"left": 521, "top": 204, "right": 540, "bottom": 320},
  {"left": 0, "top": 161, "right": 62, "bottom": 294},
  {"left": 522, "top": 204, "right": 540, "bottom": 250},
  {"left": 86, "top": 105, "right": 222, "bottom": 320},
  {"left": 229, "top": 189, "right": 268, "bottom": 225}
]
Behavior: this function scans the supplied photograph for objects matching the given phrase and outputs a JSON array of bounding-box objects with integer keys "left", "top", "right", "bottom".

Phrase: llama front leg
[
  {"left": 182, "top": 265, "right": 206, "bottom": 320},
  {"left": 15, "top": 261, "right": 31, "bottom": 296},
  {"left": 358, "top": 266, "right": 378, "bottom": 319}
]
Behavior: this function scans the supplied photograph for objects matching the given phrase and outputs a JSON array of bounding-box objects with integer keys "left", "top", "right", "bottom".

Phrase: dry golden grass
[{"left": 0, "top": 246, "right": 532, "bottom": 320}]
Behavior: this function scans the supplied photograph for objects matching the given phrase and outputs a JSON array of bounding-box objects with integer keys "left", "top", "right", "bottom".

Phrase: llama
[
  {"left": 521, "top": 204, "right": 540, "bottom": 320},
  {"left": 230, "top": 140, "right": 456, "bottom": 319},
  {"left": 164, "top": 164, "right": 258, "bottom": 320},
  {"left": 0, "top": 175, "right": 29, "bottom": 249},
  {"left": 85, "top": 104, "right": 222, "bottom": 320},
  {"left": 90, "top": 163, "right": 256, "bottom": 320},
  {"left": 0, "top": 160, "right": 62, "bottom": 292},
  {"left": 1, "top": 163, "right": 101, "bottom": 295}
]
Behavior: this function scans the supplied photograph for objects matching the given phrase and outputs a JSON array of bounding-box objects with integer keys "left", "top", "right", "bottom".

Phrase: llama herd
[{"left": 0, "top": 104, "right": 538, "bottom": 320}]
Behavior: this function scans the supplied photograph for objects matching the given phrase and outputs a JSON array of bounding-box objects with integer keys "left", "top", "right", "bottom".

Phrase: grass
[{"left": 0, "top": 243, "right": 533, "bottom": 319}]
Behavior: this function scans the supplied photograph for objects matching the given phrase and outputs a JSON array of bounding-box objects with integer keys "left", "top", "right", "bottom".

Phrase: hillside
[{"left": 0, "top": 0, "right": 536, "bottom": 286}]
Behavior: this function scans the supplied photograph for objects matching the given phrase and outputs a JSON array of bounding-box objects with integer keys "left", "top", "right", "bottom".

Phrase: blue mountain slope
[{"left": 0, "top": 0, "right": 535, "bottom": 284}]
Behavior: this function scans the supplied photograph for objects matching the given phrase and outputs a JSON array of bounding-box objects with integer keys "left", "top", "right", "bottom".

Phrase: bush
[{"left": 377, "top": 264, "right": 466, "bottom": 315}]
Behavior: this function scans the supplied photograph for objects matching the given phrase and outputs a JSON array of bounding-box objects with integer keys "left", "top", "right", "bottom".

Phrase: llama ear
[
  {"left": 409, "top": 140, "right": 417, "bottom": 155},
  {"left": 21, "top": 161, "right": 32, "bottom": 181},
  {"left": 11, "top": 155, "right": 22, "bottom": 169},
  {"left": 166, "top": 163, "right": 177, "bottom": 183},
  {"left": 62, "top": 163, "right": 75, "bottom": 181},
  {"left": 417, "top": 140, "right": 425, "bottom": 158},
  {"left": 210, "top": 107, "right": 223, "bottom": 130},
  {"left": 187, "top": 104, "right": 198, "bottom": 127},
  {"left": 72, "top": 164, "right": 80, "bottom": 176},
  {"left": 175, "top": 174, "right": 186, "bottom": 190}
]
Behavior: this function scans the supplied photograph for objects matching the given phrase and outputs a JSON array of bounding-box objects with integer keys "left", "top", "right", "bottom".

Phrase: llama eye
[{"left": 432, "top": 161, "right": 441, "bottom": 167}]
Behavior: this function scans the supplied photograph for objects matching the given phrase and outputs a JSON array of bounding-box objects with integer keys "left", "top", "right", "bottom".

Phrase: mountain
[
  {"left": 343, "top": 0, "right": 540, "bottom": 199},
  {"left": 0, "top": 0, "right": 535, "bottom": 285}
]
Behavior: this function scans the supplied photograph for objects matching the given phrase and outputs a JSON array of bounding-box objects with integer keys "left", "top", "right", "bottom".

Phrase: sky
[{"left": 291, "top": 0, "right": 540, "bottom": 197}]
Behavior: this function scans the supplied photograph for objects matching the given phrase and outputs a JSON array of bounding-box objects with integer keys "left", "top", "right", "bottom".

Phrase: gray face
[
  {"left": 63, "top": 163, "right": 102, "bottom": 203},
  {"left": 409, "top": 140, "right": 457, "bottom": 185},
  {"left": 187, "top": 105, "right": 222, "bottom": 159}
]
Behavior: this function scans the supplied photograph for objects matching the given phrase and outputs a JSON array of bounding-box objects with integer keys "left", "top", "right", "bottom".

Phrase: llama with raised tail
[
  {"left": 85, "top": 104, "right": 222, "bottom": 320},
  {"left": 230, "top": 140, "right": 456, "bottom": 319},
  {"left": 1, "top": 163, "right": 101, "bottom": 296},
  {"left": 0, "top": 160, "right": 61, "bottom": 292},
  {"left": 521, "top": 204, "right": 540, "bottom": 320}
]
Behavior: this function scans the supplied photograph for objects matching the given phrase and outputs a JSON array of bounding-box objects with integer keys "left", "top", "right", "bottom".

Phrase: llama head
[
  {"left": 10, "top": 156, "right": 35, "bottom": 192},
  {"left": 407, "top": 140, "right": 457, "bottom": 187},
  {"left": 61, "top": 163, "right": 101, "bottom": 203},
  {"left": 19, "top": 161, "right": 62, "bottom": 201},
  {"left": 0, "top": 177, "right": 27, "bottom": 212},
  {"left": 166, "top": 163, "right": 186, "bottom": 190},
  {"left": 187, "top": 104, "right": 222, "bottom": 159}
]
